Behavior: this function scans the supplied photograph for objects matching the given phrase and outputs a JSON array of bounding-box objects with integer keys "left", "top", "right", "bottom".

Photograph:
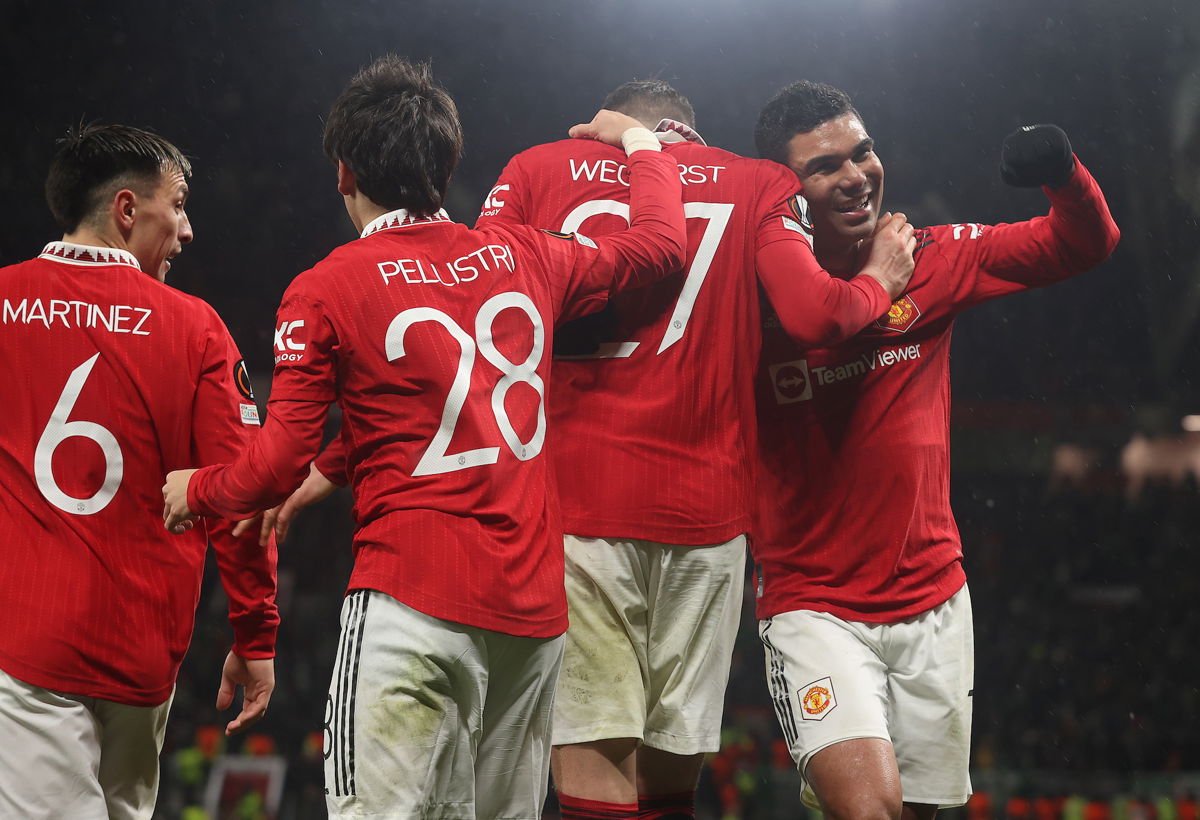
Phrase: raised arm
[
  {"left": 534, "top": 110, "right": 686, "bottom": 317},
  {"left": 971, "top": 125, "right": 1120, "bottom": 295}
]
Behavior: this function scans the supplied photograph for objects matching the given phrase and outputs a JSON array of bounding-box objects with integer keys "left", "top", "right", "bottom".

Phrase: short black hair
[
  {"left": 322, "top": 55, "right": 463, "bottom": 216},
  {"left": 754, "top": 81, "right": 863, "bottom": 164},
  {"left": 602, "top": 80, "right": 696, "bottom": 129},
  {"left": 45, "top": 123, "right": 191, "bottom": 233}
]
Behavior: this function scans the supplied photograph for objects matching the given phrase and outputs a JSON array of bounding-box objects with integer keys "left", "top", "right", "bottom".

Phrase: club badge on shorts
[{"left": 798, "top": 677, "right": 837, "bottom": 720}]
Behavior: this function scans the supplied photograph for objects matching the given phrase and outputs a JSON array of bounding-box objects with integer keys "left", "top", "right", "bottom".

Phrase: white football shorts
[
  {"left": 759, "top": 585, "right": 974, "bottom": 809},
  {"left": 553, "top": 534, "right": 746, "bottom": 755},
  {"left": 324, "top": 589, "right": 564, "bottom": 819},
  {"left": 0, "top": 666, "right": 172, "bottom": 820}
]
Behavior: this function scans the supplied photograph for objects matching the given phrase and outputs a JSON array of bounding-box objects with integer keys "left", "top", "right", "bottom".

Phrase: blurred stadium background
[{"left": 3, "top": 1, "right": 1199, "bottom": 816}]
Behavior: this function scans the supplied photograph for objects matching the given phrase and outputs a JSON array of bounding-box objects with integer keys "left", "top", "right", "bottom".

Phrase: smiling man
[{"left": 751, "top": 81, "right": 1120, "bottom": 819}]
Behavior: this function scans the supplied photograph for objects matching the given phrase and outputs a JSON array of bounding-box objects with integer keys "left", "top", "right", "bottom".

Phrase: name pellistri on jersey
[
  {"left": 2, "top": 297, "right": 152, "bottom": 335},
  {"left": 377, "top": 244, "right": 514, "bottom": 287}
]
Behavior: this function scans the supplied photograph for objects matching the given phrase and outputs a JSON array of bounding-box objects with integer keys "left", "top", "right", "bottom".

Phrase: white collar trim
[
  {"left": 39, "top": 241, "right": 141, "bottom": 270},
  {"left": 361, "top": 208, "right": 451, "bottom": 238},
  {"left": 653, "top": 118, "right": 707, "bottom": 146}
]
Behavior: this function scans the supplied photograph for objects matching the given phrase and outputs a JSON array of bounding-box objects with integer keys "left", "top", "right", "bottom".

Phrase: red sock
[
  {"left": 558, "top": 792, "right": 639, "bottom": 820},
  {"left": 638, "top": 791, "right": 695, "bottom": 819}
]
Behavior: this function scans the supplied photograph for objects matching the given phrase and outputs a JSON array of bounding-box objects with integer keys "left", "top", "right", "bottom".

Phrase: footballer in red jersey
[
  {"left": 474, "top": 80, "right": 915, "bottom": 815},
  {"left": 752, "top": 82, "right": 1119, "bottom": 818},
  {"left": 0, "top": 125, "right": 278, "bottom": 819},
  {"left": 162, "top": 57, "right": 685, "bottom": 819}
]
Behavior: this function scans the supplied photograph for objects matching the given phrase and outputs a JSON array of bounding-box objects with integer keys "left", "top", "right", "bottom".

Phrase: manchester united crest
[
  {"left": 874, "top": 294, "right": 921, "bottom": 333},
  {"left": 799, "top": 677, "right": 837, "bottom": 721}
]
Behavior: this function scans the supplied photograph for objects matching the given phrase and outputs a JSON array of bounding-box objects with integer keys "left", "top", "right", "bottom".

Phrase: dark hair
[
  {"left": 45, "top": 123, "right": 191, "bottom": 233},
  {"left": 322, "top": 55, "right": 463, "bottom": 216},
  {"left": 602, "top": 80, "right": 696, "bottom": 129},
  {"left": 754, "top": 81, "right": 863, "bottom": 164}
]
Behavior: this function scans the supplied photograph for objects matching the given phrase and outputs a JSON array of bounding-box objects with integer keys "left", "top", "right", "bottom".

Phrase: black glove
[{"left": 999, "top": 124, "right": 1075, "bottom": 189}]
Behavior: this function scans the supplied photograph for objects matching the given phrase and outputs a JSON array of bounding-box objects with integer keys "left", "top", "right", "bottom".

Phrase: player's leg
[
  {"left": 0, "top": 667, "right": 108, "bottom": 819},
  {"left": 635, "top": 746, "right": 705, "bottom": 817},
  {"left": 886, "top": 585, "right": 975, "bottom": 815},
  {"left": 638, "top": 535, "right": 747, "bottom": 815},
  {"left": 474, "top": 630, "right": 565, "bottom": 819},
  {"left": 324, "top": 589, "right": 482, "bottom": 819},
  {"left": 804, "top": 738, "right": 904, "bottom": 820},
  {"left": 94, "top": 692, "right": 173, "bottom": 819},
  {"left": 553, "top": 738, "right": 640, "bottom": 802},
  {"left": 759, "top": 609, "right": 900, "bottom": 820},
  {"left": 552, "top": 534, "right": 651, "bottom": 815}
]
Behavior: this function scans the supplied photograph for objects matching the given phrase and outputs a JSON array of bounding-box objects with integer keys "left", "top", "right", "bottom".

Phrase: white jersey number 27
[{"left": 559, "top": 199, "right": 734, "bottom": 357}]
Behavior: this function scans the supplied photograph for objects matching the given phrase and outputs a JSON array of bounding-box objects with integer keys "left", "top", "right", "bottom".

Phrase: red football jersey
[
  {"left": 188, "top": 147, "right": 685, "bottom": 638},
  {"left": 476, "top": 128, "right": 890, "bottom": 545},
  {"left": 754, "top": 160, "right": 1120, "bottom": 623},
  {"left": 0, "top": 243, "right": 279, "bottom": 706}
]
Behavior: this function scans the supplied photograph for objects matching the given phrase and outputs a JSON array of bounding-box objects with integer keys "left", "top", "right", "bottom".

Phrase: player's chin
[{"left": 833, "top": 217, "right": 876, "bottom": 246}]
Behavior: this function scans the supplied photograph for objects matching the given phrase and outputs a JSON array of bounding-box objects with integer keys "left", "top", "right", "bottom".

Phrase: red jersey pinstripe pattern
[
  {"left": 0, "top": 245, "right": 278, "bottom": 705},
  {"left": 754, "top": 161, "right": 1120, "bottom": 623}
]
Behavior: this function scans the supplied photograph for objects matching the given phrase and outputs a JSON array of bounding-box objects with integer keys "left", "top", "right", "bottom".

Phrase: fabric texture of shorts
[
  {"left": 324, "top": 589, "right": 564, "bottom": 819},
  {"left": 553, "top": 534, "right": 746, "bottom": 755},
  {"left": 0, "top": 666, "right": 172, "bottom": 820},
  {"left": 759, "top": 585, "right": 974, "bottom": 809}
]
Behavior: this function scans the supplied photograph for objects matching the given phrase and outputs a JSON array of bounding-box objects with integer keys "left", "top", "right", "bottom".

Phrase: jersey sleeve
[
  {"left": 754, "top": 165, "right": 892, "bottom": 346},
  {"left": 187, "top": 281, "right": 336, "bottom": 519},
  {"left": 313, "top": 432, "right": 350, "bottom": 487},
  {"left": 525, "top": 147, "right": 686, "bottom": 321},
  {"left": 189, "top": 312, "right": 280, "bottom": 658},
  {"left": 944, "top": 157, "right": 1120, "bottom": 308}
]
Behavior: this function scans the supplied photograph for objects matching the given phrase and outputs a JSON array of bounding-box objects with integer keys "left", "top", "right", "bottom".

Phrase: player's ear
[
  {"left": 336, "top": 161, "right": 357, "bottom": 197},
  {"left": 113, "top": 188, "right": 138, "bottom": 231}
]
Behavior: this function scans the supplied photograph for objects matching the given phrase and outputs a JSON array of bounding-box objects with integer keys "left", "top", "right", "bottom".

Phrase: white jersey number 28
[
  {"left": 35, "top": 353, "right": 125, "bottom": 515},
  {"left": 386, "top": 291, "right": 546, "bottom": 477},
  {"left": 559, "top": 199, "right": 734, "bottom": 357}
]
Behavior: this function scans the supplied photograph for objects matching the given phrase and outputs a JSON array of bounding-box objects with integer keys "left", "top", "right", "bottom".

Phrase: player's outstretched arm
[
  {"left": 972, "top": 125, "right": 1119, "bottom": 291},
  {"left": 217, "top": 651, "right": 275, "bottom": 736},
  {"left": 756, "top": 210, "right": 911, "bottom": 348},
  {"left": 544, "top": 118, "right": 685, "bottom": 316}
]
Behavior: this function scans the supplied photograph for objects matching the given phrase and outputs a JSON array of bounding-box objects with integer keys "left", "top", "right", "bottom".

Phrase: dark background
[
  {"left": 4, "top": 0, "right": 1198, "bottom": 408},
  {"left": 4, "top": 1, "right": 1199, "bottom": 815}
]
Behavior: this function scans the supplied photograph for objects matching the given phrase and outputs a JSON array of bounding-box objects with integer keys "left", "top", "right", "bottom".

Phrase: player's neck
[
  {"left": 814, "top": 237, "right": 864, "bottom": 278},
  {"left": 61, "top": 225, "right": 130, "bottom": 255},
  {"left": 343, "top": 192, "right": 390, "bottom": 236}
]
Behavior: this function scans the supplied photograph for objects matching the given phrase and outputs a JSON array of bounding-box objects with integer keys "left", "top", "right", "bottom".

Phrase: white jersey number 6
[{"left": 35, "top": 353, "right": 125, "bottom": 515}]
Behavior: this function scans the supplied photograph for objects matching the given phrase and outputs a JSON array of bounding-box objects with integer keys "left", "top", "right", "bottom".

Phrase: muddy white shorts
[
  {"left": 759, "top": 585, "right": 974, "bottom": 809},
  {"left": 553, "top": 534, "right": 746, "bottom": 755},
  {"left": 324, "top": 589, "right": 565, "bottom": 819},
  {"left": 0, "top": 666, "right": 172, "bottom": 820}
]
